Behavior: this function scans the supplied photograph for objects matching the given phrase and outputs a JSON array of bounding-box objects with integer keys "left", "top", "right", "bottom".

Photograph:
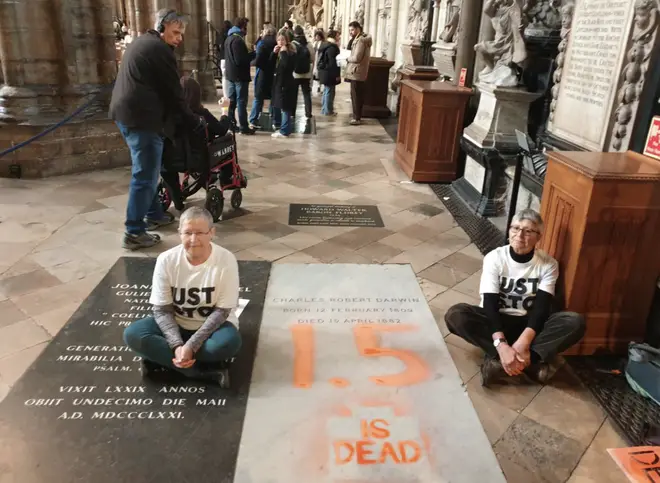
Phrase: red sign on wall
[
  {"left": 458, "top": 68, "right": 467, "bottom": 87},
  {"left": 643, "top": 116, "right": 660, "bottom": 161}
]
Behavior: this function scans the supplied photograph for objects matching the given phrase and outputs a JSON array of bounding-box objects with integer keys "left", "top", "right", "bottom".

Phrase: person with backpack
[
  {"left": 224, "top": 17, "right": 256, "bottom": 135},
  {"left": 270, "top": 29, "right": 297, "bottom": 138},
  {"left": 249, "top": 25, "right": 277, "bottom": 130},
  {"left": 292, "top": 25, "right": 315, "bottom": 119},
  {"left": 317, "top": 29, "right": 341, "bottom": 116}
]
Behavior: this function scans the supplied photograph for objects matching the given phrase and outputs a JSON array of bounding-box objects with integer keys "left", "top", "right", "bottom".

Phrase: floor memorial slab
[
  {"left": 0, "top": 257, "right": 270, "bottom": 483},
  {"left": 234, "top": 263, "right": 505, "bottom": 483},
  {"left": 289, "top": 203, "right": 385, "bottom": 228}
]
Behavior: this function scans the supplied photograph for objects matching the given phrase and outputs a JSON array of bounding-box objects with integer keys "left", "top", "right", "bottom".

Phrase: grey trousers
[{"left": 444, "top": 303, "right": 586, "bottom": 362}]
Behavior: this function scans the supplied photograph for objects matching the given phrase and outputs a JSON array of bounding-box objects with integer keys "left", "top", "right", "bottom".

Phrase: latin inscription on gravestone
[
  {"left": 289, "top": 204, "right": 385, "bottom": 227},
  {"left": 0, "top": 257, "right": 270, "bottom": 483},
  {"left": 550, "top": 0, "right": 635, "bottom": 150}
]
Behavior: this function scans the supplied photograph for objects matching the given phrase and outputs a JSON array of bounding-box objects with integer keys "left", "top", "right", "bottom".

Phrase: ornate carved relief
[
  {"left": 355, "top": 0, "right": 365, "bottom": 27},
  {"left": 609, "top": 0, "right": 660, "bottom": 151},
  {"left": 406, "top": 0, "right": 430, "bottom": 42},
  {"left": 522, "top": 0, "right": 561, "bottom": 37},
  {"left": 548, "top": 1, "right": 574, "bottom": 123},
  {"left": 440, "top": 0, "right": 460, "bottom": 43},
  {"left": 289, "top": 0, "right": 324, "bottom": 27},
  {"left": 474, "top": 0, "right": 528, "bottom": 86}
]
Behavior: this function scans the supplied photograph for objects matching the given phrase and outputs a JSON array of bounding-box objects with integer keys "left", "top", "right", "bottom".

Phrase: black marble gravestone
[
  {"left": 0, "top": 257, "right": 270, "bottom": 483},
  {"left": 288, "top": 203, "right": 384, "bottom": 227}
]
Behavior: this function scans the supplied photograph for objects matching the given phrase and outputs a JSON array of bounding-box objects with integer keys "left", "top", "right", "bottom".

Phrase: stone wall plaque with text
[
  {"left": 549, "top": 0, "right": 636, "bottom": 151},
  {"left": 289, "top": 204, "right": 385, "bottom": 227},
  {"left": 0, "top": 257, "right": 270, "bottom": 483}
]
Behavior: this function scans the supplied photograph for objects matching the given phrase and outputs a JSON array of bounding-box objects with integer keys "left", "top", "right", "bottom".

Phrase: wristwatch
[{"left": 493, "top": 338, "right": 507, "bottom": 349}]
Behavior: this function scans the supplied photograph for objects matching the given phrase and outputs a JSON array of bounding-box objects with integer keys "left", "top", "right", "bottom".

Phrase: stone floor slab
[{"left": 234, "top": 264, "right": 505, "bottom": 483}]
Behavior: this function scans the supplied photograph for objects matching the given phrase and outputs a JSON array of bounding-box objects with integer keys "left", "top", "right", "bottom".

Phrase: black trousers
[
  {"left": 444, "top": 303, "right": 586, "bottom": 362},
  {"left": 160, "top": 170, "right": 184, "bottom": 210},
  {"left": 350, "top": 80, "right": 366, "bottom": 120},
  {"left": 294, "top": 78, "right": 312, "bottom": 118}
]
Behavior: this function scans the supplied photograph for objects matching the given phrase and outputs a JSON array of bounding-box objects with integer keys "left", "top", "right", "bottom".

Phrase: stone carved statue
[
  {"left": 355, "top": 0, "right": 365, "bottom": 27},
  {"left": 440, "top": 6, "right": 460, "bottom": 43},
  {"left": 610, "top": 0, "right": 659, "bottom": 151},
  {"left": 407, "top": 0, "right": 424, "bottom": 41},
  {"left": 474, "top": 0, "right": 528, "bottom": 87},
  {"left": 289, "top": 0, "right": 324, "bottom": 27},
  {"left": 549, "top": 1, "right": 574, "bottom": 122}
]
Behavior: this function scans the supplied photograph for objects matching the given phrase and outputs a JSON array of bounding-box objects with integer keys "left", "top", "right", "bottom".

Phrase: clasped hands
[
  {"left": 496, "top": 334, "right": 533, "bottom": 376},
  {"left": 173, "top": 345, "right": 195, "bottom": 369}
]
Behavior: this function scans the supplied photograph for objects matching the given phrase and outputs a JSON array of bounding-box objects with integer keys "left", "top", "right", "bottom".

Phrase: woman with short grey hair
[
  {"left": 445, "top": 209, "right": 585, "bottom": 387},
  {"left": 123, "top": 207, "right": 241, "bottom": 387}
]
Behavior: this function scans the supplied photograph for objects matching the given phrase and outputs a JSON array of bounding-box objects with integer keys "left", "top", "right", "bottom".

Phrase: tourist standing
[
  {"left": 249, "top": 25, "right": 277, "bottom": 130},
  {"left": 218, "top": 20, "right": 233, "bottom": 100},
  {"left": 317, "top": 29, "right": 341, "bottom": 116},
  {"left": 271, "top": 30, "right": 297, "bottom": 138},
  {"left": 345, "top": 21, "right": 372, "bottom": 126},
  {"left": 312, "top": 29, "right": 325, "bottom": 96},
  {"left": 292, "top": 25, "right": 315, "bottom": 119},
  {"left": 110, "top": 9, "right": 199, "bottom": 250},
  {"left": 224, "top": 17, "right": 256, "bottom": 135}
]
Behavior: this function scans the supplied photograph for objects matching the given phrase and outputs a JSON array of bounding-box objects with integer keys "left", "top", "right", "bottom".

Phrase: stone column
[
  {"left": 0, "top": 0, "right": 67, "bottom": 121},
  {"left": 265, "top": 0, "right": 273, "bottom": 24},
  {"left": 134, "top": 0, "right": 152, "bottom": 33},
  {"left": 387, "top": 0, "right": 400, "bottom": 61},
  {"left": 323, "top": 0, "right": 332, "bottom": 30},
  {"left": 368, "top": 0, "right": 378, "bottom": 52},
  {"left": 453, "top": 0, "right": 480, "bottom": 86},
  {"left": 430, "top": 0, "right": 441, "bottom": 42},
  {"left": 225, "top": 0, "right": 236, "bottom": 23},
  {"left": 207, "top": 0, "right": 226, "bottom": 29},
  {"left": 256, "top": 0, "right": 264, "bottom": 34},
  {"left": 180, "top": 0, "right": 216, "bottom": 100}
]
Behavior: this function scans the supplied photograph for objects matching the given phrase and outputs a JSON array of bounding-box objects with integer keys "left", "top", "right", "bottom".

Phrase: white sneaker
[{"left": 271, "top": 132, "right": 288, "bottom": 138}]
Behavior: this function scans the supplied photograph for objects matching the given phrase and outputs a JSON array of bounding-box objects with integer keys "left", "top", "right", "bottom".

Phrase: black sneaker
[
  {"left": 239, "top": 128, "right": 256, "bottom": 135},
  {"left": 122, "top": 232, "right": 161, "bottom": 250},
  {"left": 480, "top": 357, "right": 507, "bottom": 387},
  {"left": 525, "top": 362, "right": 553, "bottom": 385},
  {"left": 200, "top": 367, "right": 230, "bottom": 388},
  {"left": 145, "top": 211, "right": 175, "bottom": 231}
]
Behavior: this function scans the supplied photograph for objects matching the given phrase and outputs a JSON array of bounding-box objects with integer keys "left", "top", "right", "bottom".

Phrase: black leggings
[{"left": 161, "top": 170, "right": 184, "bottom": 210}]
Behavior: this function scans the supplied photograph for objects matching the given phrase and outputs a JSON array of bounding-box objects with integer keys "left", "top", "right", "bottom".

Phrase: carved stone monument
[
  {"left": 432, "top": 0, "right": 461, "bottom": 79},
  {"left": 452, "top": 0, "right": 541, "bottom": 217},
  {"left": 547, "top": 0, "right": 660, "bottom": 152}
]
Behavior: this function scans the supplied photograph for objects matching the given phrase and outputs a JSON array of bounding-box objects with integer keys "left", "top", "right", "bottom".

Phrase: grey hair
[
  {"left": 154, "top": 8, "right": 189, "bottom": 31},
  {"left": 511, "top": 209, "right": 544, "bottom": 234},
  {"left": 179, "top": 206, "right": 214, "bottom": 230},
  {"left": 264, "top": 25, "right": 277, "bottom": 36}
]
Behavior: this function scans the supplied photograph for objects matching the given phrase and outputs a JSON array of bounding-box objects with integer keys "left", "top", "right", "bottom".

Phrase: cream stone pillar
[
  {"left": 179, "top": 0, "right": 216, "bottom": 100},
  {"left": 265, "top": 0, "right": 273, "bottom": 24},
  {"left": 225, "top": 0, "right": 236, "bottom": 23},
  {"left": 323, "top": 0, "right": 331, "bottom": 30},
  {"left": 245, "top": 1, "right": 254, "bottom": 44},
  {"left": 256, "top": 0, "right": 264, "bottom": 35},
  {"left": 386, "top": 0, "right": 400, "bottom": 61},
  {"left": 207, "top": 0, "right": 226, "bottom": 30},
  {"left": 368, "top": 0, "right": 378, "bottom": 52},
  {"left": 430, "top": 0, "right": 441, "bottom": 41}
]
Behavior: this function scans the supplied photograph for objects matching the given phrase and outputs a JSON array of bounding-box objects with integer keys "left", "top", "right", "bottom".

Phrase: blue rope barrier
[{"left": 0, "top": 84, "right": 114, "bottom": 159}]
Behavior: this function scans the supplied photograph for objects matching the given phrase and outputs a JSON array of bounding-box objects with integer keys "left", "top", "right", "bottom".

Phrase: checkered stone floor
[{"left": 0, "top": 82, "right": 626, "bottom": 482}]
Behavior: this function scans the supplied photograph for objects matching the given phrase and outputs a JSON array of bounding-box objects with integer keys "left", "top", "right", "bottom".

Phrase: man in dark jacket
[
  {"left": 248, "top": 25, "right": 277, "bottom": 129},
  {"left": 224, "top": 17, "right": 256, "bottom": 135},
  {"left": 317, "top": 30, "right": 341, "bottom": 116},
  {"left": 109, "top": 8, "right": 199, "bottom": 250}
]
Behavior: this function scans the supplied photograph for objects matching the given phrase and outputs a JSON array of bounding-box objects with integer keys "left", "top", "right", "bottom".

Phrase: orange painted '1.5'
[{"left": 290, "top": 323, "right": 431, "bottom": 388}]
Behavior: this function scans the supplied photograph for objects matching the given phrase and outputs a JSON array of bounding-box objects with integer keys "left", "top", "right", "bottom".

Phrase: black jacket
[
  {"left": 271, "top": 50, "right": 297, "bottom": 112},
  {"left": 254, "top": 35, "right": 277, "bottom": 99},
  {"left": 199, "top": 108, "right": 230, "bottom": 138},
  {"left": 317, "top": 41, "right": 341, "bottom": 86},
  {"left": 109, "top": 30, "right": 197, "bottom": 134},
  {"left": 224, "top": 28, "right": 255, "bottom": 83}
]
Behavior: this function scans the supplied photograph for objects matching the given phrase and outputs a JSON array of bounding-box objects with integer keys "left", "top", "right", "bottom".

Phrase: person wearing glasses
[
  {"left": 123, "top": 207, "right": 241, "bottom": 386},
  {"left": 444, "top": 209, "right": 585, "bottom": 387}
]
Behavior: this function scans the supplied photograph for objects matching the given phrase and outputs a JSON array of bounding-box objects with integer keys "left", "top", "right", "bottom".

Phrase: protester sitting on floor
[
  {"left": 444, "top": 209, "right": 585, "bottom": 387},
  {"left": 123, "top": 206, "right": 241, "bottom": 386}
]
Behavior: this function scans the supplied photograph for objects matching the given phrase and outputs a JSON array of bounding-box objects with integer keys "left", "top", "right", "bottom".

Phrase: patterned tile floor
[{"left": 0, "top": 83, "right": 626, "bottom": 482}]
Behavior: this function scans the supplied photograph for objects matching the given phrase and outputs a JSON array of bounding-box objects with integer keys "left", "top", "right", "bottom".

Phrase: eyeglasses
[
  {"left": 179, "top": 230, "right": 212, "bottom": 237},
  {"left": 509, "top": 226, "right": 539, "bottom": 237}
]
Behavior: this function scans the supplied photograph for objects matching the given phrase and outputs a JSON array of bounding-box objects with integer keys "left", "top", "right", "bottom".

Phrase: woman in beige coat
[{"left": 344, "top": 21, "right": 372, "bottom": 125}]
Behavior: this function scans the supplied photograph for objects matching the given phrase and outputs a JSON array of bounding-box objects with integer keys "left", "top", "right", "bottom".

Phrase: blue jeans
[
  {"left": 123, "top": 316, "right": 242, "bottom": 378},
  {"left": 249, "top": 97, "right": 264, "bottom": 125},
  {"left": 271, "top": 107, "right": 292, "bottom": 136},
  {"left": 227, "top": 80, "right": 249, "bottom": 131},
  {"left": 116, "top": 122, "right": 165, "bottom": 235},
  {"left": 322, "top": 85, "right": 336, "bottom": 115}
]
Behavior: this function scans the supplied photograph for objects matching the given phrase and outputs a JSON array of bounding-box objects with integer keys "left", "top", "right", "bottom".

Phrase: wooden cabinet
[
  {"left": 362, "top": 57, "right": 395, "bottom": 118},
  {"left": 394, "top": 80, "right": 472, "bottom": 183},
  {"left": 539, "top": 151, "right": 660, "bottom": 354}
]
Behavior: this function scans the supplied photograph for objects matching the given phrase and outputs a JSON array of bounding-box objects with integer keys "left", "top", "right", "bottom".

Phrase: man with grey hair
[
  {"left": 110, "top": 8, "right": 201, "bottom": 250},
  {"left": 445, "top": 209, "right": 585, "bottom": 387},
  {"left": 123, "top": 206, "right": 241, "bottom": 387}
]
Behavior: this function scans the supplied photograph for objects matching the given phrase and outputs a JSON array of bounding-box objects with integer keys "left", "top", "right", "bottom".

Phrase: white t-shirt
[
  {"left": 149, "top": 243, "right": 240, "bottom": 330},
  {"left": 479, "top": 245, "right": 559, "bottom": 316}
]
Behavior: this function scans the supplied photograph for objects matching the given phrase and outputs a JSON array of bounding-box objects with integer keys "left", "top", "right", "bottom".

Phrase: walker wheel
[
  {"left": 205, "top": 187, "right": 224, "bottom": 222},
  {"left": 157, "top": 180, "right": 172, "bottom": 213},
  {"left": 230, "top": 189, "right": 243, "bottom": 209}
]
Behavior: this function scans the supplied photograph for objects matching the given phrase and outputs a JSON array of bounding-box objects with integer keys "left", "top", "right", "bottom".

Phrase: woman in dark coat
[
  {"left": 249, "top": 25, "right": 277, "bottom": 129},
  {"left": 270, "top": 30, "right": 297, "bottom": 138},
  {"left": 317, "top": 29, "right": 341, "bottom": 116}
]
